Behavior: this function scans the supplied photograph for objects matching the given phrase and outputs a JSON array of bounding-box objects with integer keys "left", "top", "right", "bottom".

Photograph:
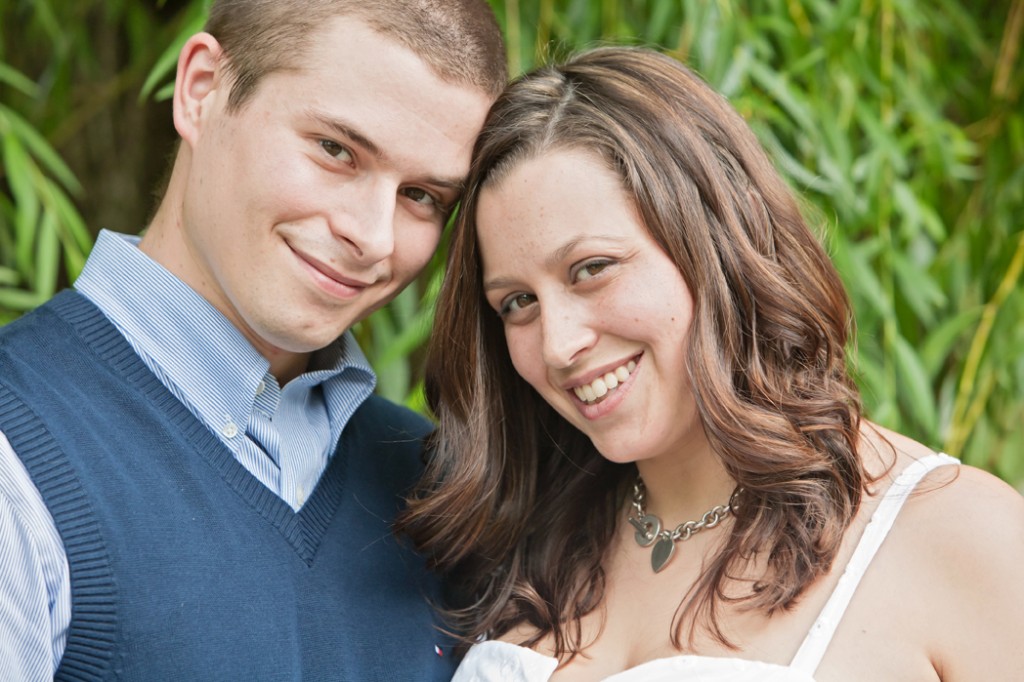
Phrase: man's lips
[{"left": 290, "top": 247, "right": 376, "bottom": 289}]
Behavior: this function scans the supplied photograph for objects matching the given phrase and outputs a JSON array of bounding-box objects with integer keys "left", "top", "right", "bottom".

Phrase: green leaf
[
  {"left": 0, "top": 287, "right": 45, "bottom": 311},
  {"left": 747, "top": 60, "right": 819, "bottom": 135},
  {"left": 832, "top": 238, "right": 891, "bottom": 318},
  {"left": 140, "top": 8, "right": 208, "bottom": 102},
  {"left": 994, "top": 421, "right": 1024, "bottom": 487},
  {"left": 718, "top": 45, "right": 752, "bottom": 98},
  {"left": 33, "top": 210, "right": 59, "bottom": 299},
  {"left": 375, "top": 306, "right": 433, "bottom": 368},
  {"left": 0, "top": 266, "right": 21, "bottom": 286},
  {"left": 645, "top": 0, "right": 676, "bottom": 44},
  {"left": 753, "top": 124, "right": 831, "bottom": 194},
  {"left": 893, "top": 332, "right": 939, "bottom": 439},
  {"left": 892, "top": 250, "right": 946, "bottom": 326},
  {"left": 154, "top": 82, "right": 176, "bottom": 102},
  {"left": 0, "top": 63, "right": 39, "bottom": 97},
  {"left": 919, "top": 307, "right": 983, "bottom": 378},
  {"left": 2, "top": 106, "right": 82, "bottom": 194},
  {"left": 49, "top": 186, "right": 92, "bottom": 258},
  {"left": 2, "top": 133, "right": 41, "bottom": 274},
  {"left": 850, "top": 350, "right": 886, "bottom": 408},
  {"left": 402, "top": 380, "right": 431, "bottom": 417}
]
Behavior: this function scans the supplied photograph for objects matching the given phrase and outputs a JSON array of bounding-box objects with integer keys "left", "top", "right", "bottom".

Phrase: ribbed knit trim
[
  {"left": 48, "top": 290, "right": 350, "bottom": 564},
  {"left": 0, "top": 385, "right": 118, "bottom": 680},
  {"left": 0, "top": 291, "right": 357, "bottom": 678}
]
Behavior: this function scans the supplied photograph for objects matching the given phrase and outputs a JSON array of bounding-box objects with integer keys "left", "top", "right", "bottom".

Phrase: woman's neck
[{"left": 632, "top": 434, "right": 738, "bottom": 525}]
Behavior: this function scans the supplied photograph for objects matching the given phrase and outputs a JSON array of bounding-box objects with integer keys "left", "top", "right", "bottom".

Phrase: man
[{"left": 0, "top": 1, "right": 505, "bottom": 679}]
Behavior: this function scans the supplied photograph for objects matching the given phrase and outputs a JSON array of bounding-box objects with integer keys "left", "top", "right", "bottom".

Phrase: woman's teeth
[{"left": 573, "top": 360, "right": 637, "bottom": 404}]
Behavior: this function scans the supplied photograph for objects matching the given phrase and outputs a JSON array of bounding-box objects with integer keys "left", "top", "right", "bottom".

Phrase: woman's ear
[{"left": 172, "top": 32, "right": 227, "bottom": 147}]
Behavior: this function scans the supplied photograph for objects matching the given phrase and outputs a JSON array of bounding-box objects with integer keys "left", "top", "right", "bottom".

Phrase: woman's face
[{"left": 477, "top": 148, "right": 706, "bottom": 465}]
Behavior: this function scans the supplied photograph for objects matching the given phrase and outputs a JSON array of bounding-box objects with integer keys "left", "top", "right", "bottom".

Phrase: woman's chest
[{"left": 549, "top": 541, "right": 938, "bottom": 682}]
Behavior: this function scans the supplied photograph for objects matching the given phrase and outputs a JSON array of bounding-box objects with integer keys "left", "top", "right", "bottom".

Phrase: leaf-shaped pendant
[{"left": 651, "top": 536, "right": 675, "bottom": 573}]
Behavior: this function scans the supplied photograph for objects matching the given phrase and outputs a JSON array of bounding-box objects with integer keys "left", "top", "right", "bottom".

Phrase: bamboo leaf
[
  {"left": 2, "top": 106, "right": 83, "bottom": 194},
  {"left": 0, "top": 287, "right": 45, "bottom": 311},
  {"left": 753, "top": 124, "right": 831, "bottom": 193},
  {"left": 892, "top": 250, "right": 946, "bottom": 325},
  {"left": 0, "top": 267, "right": 21, "bottom": 286},
  {"left": 49, "top": 186, "right": 92, "bottom": 257},
  {"left": 893, "top": 332, "right": 939, "bottom": 438},
  {"left": 853, "top": 101, "right": 908, "bottom": 176},
  {"left": 747, "top": 61, "right": 818, "bottom": 135},
  {"left": 645, "top": 0, "right": 676, "bottom": 44},
  {"left": 919, "top": 307, "right": 983, "bottom": 378},
  {"left": 850, "top": 350, "right": 887, "bottom": 408},
  {"left": 2, "top": 133, "right": 41, "bottom": 274},
  {"left": 831, "top": 239, "right": 891, "bottom": 318},
  {"left": 139, "top": 7, "right": 208, "bottom": 102},
  {"left": 33, "top": 210, "right": 59, "bottom": 299},
  {"left": 403, "top": 380, "right": 430, "bottom": 416},
  {"left": 376, "top": 306, "right": 433, "bottom": 368},
  {"left": 718, "top": 45, "right": 752, "bottom": 98},
  {"left": 995, "top": 424, "right": 1024, "bottom": 489},
  {"left": 0, "top": 64, "right": 39, "bottom": 97}
]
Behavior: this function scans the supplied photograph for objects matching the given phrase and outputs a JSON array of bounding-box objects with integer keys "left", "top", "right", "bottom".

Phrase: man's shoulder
[
  {"left": 0, "top": 301, "right": 63, "bottom": 373},
  {"left": 0, "top": 300, "right": 53, "bottom": 343},
  {"left": 345, "top": 395, "right": 435, "bottom": 486},
  {"left": 354, "top": 394, "right": 434, "bottom": 439},
  {"left": 0, "top": 290, "right": 82, "bottom": 347}
]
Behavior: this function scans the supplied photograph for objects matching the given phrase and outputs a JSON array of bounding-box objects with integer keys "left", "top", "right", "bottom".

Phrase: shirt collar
[{"left": 75, "top": 230, "right": 375, "bottom": 437}]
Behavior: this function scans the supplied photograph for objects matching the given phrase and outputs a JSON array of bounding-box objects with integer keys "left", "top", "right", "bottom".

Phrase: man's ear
[{"left": 173, "top": 32, "right": 227, "bottom": 147}]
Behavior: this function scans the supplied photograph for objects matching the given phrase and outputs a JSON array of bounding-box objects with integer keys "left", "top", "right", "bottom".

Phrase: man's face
[{"left": 157, "top": 16, "right": 492, "bottom": 377}]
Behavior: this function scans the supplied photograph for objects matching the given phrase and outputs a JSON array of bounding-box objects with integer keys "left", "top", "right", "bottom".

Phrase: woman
[{"left": 398, "top": 47, "right": 1024, "bottom": 680}]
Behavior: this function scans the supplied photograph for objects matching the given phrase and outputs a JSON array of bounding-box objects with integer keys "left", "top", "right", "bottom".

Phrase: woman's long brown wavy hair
[{"left": 396, "top": 46, "right": 865, "bottom": 655}]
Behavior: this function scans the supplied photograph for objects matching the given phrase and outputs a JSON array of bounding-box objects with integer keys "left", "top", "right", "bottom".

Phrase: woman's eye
[
  {"left": 319, "top": 139, "right": 353, "bottom": 163},
  {"left": 574, "top": 259, "right": 611, "bottom": 282},
  {"left": 500, "top": 293, "right": 536, "bottom": 316},
  {"left": 401, "top": 187, "right": 438, "bottom": 207}
]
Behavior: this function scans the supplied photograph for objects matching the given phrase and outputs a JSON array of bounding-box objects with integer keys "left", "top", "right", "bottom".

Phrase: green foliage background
[{"left": 1, "top": 0, "right": 1022, "bottom": 487}]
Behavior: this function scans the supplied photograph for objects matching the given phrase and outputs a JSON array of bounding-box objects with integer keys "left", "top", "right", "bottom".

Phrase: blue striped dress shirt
[{"left": 0, "top": 230, "right": 377, "bottom": 679}]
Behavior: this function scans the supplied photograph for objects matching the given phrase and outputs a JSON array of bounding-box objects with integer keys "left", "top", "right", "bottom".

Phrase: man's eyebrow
[
  {"left": 305, "top": 108, "right": 384, "bottom": 160},
  {"left": 304, "top": 108, "right": 467, "bottom": 193},
  {"left": 430, "top": 177, "right": 466, "bottom": 193}
]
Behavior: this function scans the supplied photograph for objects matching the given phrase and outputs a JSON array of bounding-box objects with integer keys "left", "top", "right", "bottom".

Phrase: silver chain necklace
[{"left": 627, "top": 476, "right": 740, "bottom": 573}]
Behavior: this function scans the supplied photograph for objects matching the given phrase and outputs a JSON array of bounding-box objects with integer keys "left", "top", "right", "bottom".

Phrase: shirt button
[
  {"left": 296, "top": 486, "right": 305, "bottom": 506},
  {"left": 222, "top": 422, "right": 238, "bottom": 438},
  {"left": 255, "top": 380, "right": 266, "bottom": 395}
]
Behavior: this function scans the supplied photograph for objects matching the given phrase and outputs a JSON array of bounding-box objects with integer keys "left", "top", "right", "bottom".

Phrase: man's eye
[
  {"left": 402, "top": 187, "right": 438, "bottom": 207},
  {"left": 319, "top": 139, "right": 353, "bottom": 163}
]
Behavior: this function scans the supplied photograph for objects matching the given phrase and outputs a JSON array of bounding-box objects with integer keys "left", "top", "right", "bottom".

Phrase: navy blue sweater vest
[{"left": 0, "top": 291, "right": 455, "bottom": 681}]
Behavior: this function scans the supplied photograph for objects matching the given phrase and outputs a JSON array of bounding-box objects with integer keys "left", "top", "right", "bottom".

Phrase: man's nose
[{"left": 330, "top": 181, "right": 397, "bottom": 265}]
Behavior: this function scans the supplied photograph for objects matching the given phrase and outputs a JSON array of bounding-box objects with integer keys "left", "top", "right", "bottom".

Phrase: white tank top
[{"left": 453, "top": 453, "right": 958, "bottom": 682}]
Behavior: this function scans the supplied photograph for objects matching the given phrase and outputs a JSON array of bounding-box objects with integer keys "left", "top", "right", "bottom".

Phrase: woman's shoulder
[
  {"left": 903, "top": 456, "right": 1024, "bottom": 566},
  {"left": 863, "top": 423, "right": 1024, "bottom": 677},
  {"left": 861, "top": 421, "right": 1024, "bottom": 551}
]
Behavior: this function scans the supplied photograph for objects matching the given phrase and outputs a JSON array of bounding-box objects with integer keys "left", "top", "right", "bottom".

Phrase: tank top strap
[{"left": 788, "top": 452, "right": 959, "bottom": 674}]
